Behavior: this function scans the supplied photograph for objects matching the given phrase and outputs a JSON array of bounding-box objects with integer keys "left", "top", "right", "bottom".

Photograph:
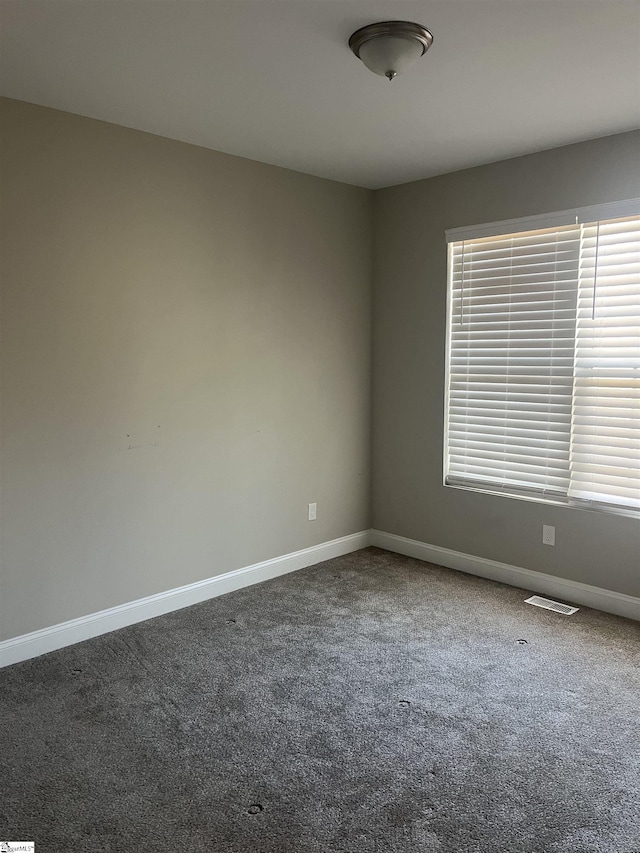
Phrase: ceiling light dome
[{"left": 349, "top": 21, "right": 433, "bottom": 80}]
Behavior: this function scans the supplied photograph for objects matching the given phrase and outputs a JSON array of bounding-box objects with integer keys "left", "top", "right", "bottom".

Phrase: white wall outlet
[
  {"left": 308, "top": 502, "right": 317, "bottom": 521},
  {"left": 542, "top": 524, "right": 555, "bottom": 546}
]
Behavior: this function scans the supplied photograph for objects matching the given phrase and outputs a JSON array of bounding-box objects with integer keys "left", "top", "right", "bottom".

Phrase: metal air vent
[{"left": 525, "top": 595, "right": 579, "bottom": 616}]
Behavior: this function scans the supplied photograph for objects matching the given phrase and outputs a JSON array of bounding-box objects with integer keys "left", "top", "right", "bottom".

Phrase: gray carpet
[{"left": 1, "top": 547, "right": 639, "bottom": 852}]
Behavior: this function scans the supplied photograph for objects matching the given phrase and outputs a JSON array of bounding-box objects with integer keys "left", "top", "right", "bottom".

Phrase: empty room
[{"left": 1, "top": 2, "right": 639, "bottom": 852}]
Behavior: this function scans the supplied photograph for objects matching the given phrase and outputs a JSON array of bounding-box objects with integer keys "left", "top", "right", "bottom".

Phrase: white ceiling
[{"left": 1, "top": 0, "right": 639, "bottom": 189}]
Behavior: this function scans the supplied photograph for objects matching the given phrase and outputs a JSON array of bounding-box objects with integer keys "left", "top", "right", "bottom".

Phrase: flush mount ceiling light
[{"left": 348, "top": 20, "right": 433, "bottom": 81}]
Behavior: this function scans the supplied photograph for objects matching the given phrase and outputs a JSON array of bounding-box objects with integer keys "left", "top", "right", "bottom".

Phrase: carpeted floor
[{"left": 1, "top": 547, "right": 639, "bottom": 853}]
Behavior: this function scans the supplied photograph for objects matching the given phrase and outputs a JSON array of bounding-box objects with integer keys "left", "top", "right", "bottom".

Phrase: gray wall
[
  {"left": 2, "top": 98, "right": 638, "bottom": 644},
  {"left": 372, "top": 131, "right": 640, "bottom": 599},
  {"left": 0, "top": 98, "right": 372, "bottom": 640}
]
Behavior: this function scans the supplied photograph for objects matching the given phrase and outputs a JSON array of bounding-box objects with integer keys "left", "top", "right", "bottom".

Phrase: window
[{"left": 444, "top": 199, "right": 640, "bottom": 515}]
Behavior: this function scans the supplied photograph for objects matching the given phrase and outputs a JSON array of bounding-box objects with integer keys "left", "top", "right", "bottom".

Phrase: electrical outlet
[
  {"left": 542, "top": 524, "right": 555, "bottom": 546},
  {"left": 308, "top": 502, "right": 317, "bottom": 521}
]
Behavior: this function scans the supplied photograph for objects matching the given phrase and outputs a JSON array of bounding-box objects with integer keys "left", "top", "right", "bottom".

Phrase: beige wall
[
  {"left": 0, "top": 98, "right": 372, "bottom": 640},
  {"left": 2, "top": 98, "right": 638, "bottom": 644},
  {"left": 372, "top": 131, "right": 640, "bottom": 599}
]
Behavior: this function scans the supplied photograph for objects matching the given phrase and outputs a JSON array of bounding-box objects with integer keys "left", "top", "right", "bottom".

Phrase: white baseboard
[
  {"left": 4, "top": 527, "right": 636, "bottom": 668},
  {"left": 0, "top": 530, "right": 371, "bottom": 668},
  {"left": 371, "top": 529, "right": 640, "bottom": 623}
]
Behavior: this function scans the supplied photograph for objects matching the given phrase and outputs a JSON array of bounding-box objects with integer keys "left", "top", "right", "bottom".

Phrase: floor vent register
[{"left": 525, "top": 595, "right": 579, "bottom": 616}]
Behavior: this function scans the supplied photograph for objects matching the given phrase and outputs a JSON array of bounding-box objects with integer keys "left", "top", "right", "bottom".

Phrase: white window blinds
[
  {"left": 445, "top": 200, "right": 640, "bottom": 514},
  {"left": 568, "top": 215, "right": 640, "bottom": 508}
]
